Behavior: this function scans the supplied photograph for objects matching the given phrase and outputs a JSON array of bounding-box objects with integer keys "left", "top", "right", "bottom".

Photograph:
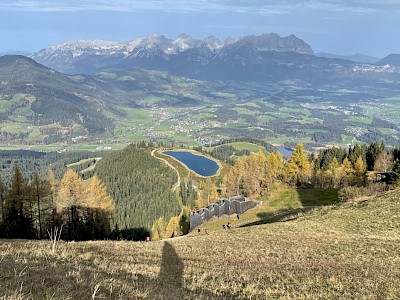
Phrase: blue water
[
  {"left": 163, "top": 151, "right": 219, "bottom": 176},
  {"left": 277, "top": 146, "right": 293, "bottom": 157}
]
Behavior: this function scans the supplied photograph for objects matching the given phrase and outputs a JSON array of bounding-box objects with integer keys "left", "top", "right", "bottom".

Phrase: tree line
[
  {"left": 0, "top": 166, "right": 113, "bottom": 240},
  {"left": 213, "top": 142, "right": 400, "bottom": 200}
]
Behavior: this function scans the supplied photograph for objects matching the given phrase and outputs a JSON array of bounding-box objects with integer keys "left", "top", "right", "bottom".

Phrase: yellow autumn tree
[
  {"left": 224, "top": 156, "right": 246, "bottom": 197},
  {"left": 204, "top": 178, "right": 219, "bottom": 205},
  {"left": 264, "top": 151, "right": 285, "bottom": 188},
  {"left": 56, "top": 169, "right": 85, "bottom": 240},
  {"left": 209, "top": 182, "right": 220, "bottom": 203},
  {"left": 84, "top": 175, "right": 114, "bottom": 211},
  {"left": 325, "top": 157, "right": 342, "bottom": 188},
  {"left": 374, "top": 151, "right": 393, "bottom": 173},
  {"left": 151, "top": 217, "right": 166, "bottom": 240},
  {"left": 353, "top": 156, "right": 367, "bottom": 186},
  {"left": 339, "top": 157, "right": 353, "bottom": 187},
  {"left": 285, "top": 144, "right": 312, "bottom": 186},
  {"left": 242, "top": 153, "right": 264, "bottom": 198},
  {"left": 56, "top": 169, "right": 84, "bottom": 211},
  {"left": 164, "top": 215, "right": 181, "bottom": 239},
  {"left": 84, "top": 175, "right": 115, "bottom": 239},
  {"left": 151, "top": 223, "right": 160, "bottom": 241}
]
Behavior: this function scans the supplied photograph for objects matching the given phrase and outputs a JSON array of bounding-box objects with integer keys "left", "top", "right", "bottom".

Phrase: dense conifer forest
[
  {"left": 1, "top": 140, "right": 399, "bottom": 241},
  {"left": 95, "top": 144, "right": 181, "bottom": 239}
]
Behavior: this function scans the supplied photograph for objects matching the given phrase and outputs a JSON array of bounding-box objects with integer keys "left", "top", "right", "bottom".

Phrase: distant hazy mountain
[
  {"left": 28, "top": 33, "right": 400, "bottom": 84},
  {"left": 376, "top": 54, "right": 400, "bottom": 66},
  {"left": 0, "top": 50, "right": 30, "bottom": 56},
  {"left": 30, "top": 33, "right": 314, "bottom": 75},
  {"left": 316, "top": 52, "right": 381, "bottom": 64}
]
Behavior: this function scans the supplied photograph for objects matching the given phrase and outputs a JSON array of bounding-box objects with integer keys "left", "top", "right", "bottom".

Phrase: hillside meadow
[{"left": 1, "top": 189, "right": 399, "bottom": 299}]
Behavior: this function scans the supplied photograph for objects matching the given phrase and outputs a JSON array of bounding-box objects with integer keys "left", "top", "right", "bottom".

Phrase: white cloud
[{"left": 0, "top": 0, "right": 399, "bottom": 13}]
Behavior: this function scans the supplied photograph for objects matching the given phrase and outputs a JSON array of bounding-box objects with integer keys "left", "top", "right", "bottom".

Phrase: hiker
[
  {"left": 198, "top": 228, "right": 201, "bottom": 234},
  {"left": 145, "top": 236, "right": 150, "bottom": 242},
  {"left": 227, "top": 222, "right": 231, "bottom": 229},
  {"left": 222, "top": 224, "right": 226, "bottom": 229},
  {"left": 237, "top": 214, "right": 240, "bottom": 220}
]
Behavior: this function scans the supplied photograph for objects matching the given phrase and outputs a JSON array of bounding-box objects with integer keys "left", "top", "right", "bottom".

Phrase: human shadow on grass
[
  {"left": 148, "top": 241, "right": 239, "bottom": 300},
  {"left": 1, "top": 241, "right": 241, "bottom": 299}
]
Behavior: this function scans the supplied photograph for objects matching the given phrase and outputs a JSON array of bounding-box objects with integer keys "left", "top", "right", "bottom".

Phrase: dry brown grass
[{"left": 1, "top": 189, "right": 400, "bottom": 299}]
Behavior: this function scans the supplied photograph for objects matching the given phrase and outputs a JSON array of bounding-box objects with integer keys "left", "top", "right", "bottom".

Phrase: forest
[{"left": 0, "top": 141, "right": 399, "bottom": 241}]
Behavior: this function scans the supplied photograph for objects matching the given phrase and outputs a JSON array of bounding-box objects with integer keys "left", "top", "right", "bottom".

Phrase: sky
[{"left": 0, "top": 0, "right": 399, "bottom": 57}]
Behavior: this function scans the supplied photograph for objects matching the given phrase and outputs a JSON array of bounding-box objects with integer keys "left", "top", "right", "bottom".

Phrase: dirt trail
[{"left": 151, "top": 149, "right": 180, "bottom": 191}]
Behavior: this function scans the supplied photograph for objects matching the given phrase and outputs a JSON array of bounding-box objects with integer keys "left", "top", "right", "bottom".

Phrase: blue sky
[{"left": 0, "top": 0, "right": 399, "bottom": 57}]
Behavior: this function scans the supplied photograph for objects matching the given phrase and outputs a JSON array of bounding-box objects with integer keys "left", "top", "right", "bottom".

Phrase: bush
[{"left": 339, "top": 183, "right": 389, "bottom": 202}]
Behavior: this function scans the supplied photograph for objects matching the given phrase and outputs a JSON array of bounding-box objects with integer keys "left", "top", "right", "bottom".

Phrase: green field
[
  {"left": 224, "top": 142, "right": 269, "bottom": 155},
  {"left": 1, "top": 79, "right": 400, "bottom": 149}
]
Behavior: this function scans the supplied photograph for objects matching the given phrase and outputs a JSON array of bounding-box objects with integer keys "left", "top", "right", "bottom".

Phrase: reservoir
[
  {"left": 163, "top": 151, "right": 219, "bottom": 176},
  {"left": 277, "top": 146, "right": 293, "bottom": 157}
]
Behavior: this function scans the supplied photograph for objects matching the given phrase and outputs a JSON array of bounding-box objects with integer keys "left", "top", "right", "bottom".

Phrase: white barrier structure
[{"left": 189, "top": 195, "right": 261, "bottom": 231}]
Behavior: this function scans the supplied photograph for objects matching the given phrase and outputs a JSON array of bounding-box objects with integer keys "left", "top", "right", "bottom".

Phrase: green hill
[
  {"left": 1, "top": 188, "right": 399, "bottom": 299},
  {"left": 0, "top": 55, "right": 120, "bottom": 138}
]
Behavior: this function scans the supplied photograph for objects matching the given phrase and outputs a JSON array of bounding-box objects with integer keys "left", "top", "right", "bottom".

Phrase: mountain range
[
  {"left": 29, "top": 33, "right": 400, "bottom": 84},
  {"left": 1, "top": 33, "right": 400, "bottom": 146},
  {"left": 30, "top": 33, "right": 314, "bottom": 75}
]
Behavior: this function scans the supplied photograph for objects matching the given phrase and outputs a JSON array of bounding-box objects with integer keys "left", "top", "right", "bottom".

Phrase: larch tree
[
  {"left": 57, "top": 169, "right": 85, "bottom": 240},
  {"left": 374, "top": 151, "right": 393, "bottom": 173},
  {"left": 325, "top": 157, "right": 342, "bottom": 188},
  {"left": 224, "top": 156, "right": 246, "bottom": 197},
  {"left": 264, "top": 151, "right": 285, "bottom": 188},
  {"left": 353, "top": 156, "right": 367, "bottom": 186},
  {"left": 340, "top": 157, "right": 354, "bottom": 187},
  {"left": 164, "top": 215, "right": 181, "bottom": 239},
  {"left": 285, "top": 144, "right": 312, "bottom": 186},
  {"left": 209, "top": 181, "right": 220, "bottom": 203},
  {"left": 84, "top": 175, "right": 114, "bottom": 211},
  {"left": 84, "top": 175, "right": 115, "bottom": 239}
]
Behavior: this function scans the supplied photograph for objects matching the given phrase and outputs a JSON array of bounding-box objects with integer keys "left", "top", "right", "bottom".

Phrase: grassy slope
[
  {"left": 195, "top": 187, "right": 340, "bottom": 232},
  {"left": 1, "top": 189, "right": 399, "bottom": 299}
]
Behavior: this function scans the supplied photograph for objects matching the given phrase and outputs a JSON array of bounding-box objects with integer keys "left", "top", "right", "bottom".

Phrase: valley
[
  {"left": 1, "top": 3, "right": 400, "bottom": 298},
  {"left": 1, "top": 33, "right": 400, "bottom": 150},
  {"left": 1, "top": 73, "right": 400, "bottom": 151}
]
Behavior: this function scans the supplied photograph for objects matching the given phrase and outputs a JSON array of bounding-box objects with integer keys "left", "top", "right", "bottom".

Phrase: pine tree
[
  {"left": 4, "top": 165, "right": 35, "bottom": 239},
  {"left": 30, "top": 172, "right": 51, "bottom": 239},
  {"left": 366, "top": 142, "right": 385, "bottom": 171},
  {"left": 47, "top": 169, "right": 58, "bottom": 227},
  {"left": 0, "top": 176, "right": 6, "bottom": 235}
]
